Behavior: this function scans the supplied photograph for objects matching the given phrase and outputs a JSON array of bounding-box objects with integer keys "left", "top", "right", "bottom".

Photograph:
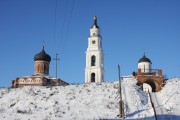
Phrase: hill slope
[
  {"left": 0, "top": 78, "right": 179, "bottom": 120},
  {"left": 0, "top": 82, "right": 120, "bottom": 119},
  {"left": 152, "top": 78, "right": 180, "bottom": 119}
]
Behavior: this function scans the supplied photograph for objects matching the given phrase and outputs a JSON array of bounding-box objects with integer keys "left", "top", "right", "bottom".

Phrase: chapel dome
[
  {"left": 34, "top": 47, "right": 51, "bottom": 62},
  {"left": 138, "top": 54, "right": 152, "bottom": 64}
]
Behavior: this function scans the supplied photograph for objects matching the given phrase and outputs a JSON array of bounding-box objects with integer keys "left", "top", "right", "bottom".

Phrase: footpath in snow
[
  {"left": 122, "top": 79, "right": 155, "bottom": 120},
  {"left": 151, "top": 78, "right": 180, "bottom": 120}
]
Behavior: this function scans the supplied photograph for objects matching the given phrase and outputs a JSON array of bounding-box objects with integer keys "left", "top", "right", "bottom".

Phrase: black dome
[
  {"left": 34, "top": 47, "right": 51, "bottom": 62},
  {"left": 138, "top": 54, "right": 152, "bottom": 64}
]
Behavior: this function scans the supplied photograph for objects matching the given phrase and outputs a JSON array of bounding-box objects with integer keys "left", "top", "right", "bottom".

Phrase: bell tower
[{"left": 85, "top": 16, "right": 104, "bottom": 83}]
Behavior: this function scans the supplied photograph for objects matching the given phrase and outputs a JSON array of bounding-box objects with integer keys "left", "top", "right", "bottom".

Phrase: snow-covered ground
[
  {"left": 0, "top": 82, "right": 120, "bottom": 120},
  {"left": 151, "top": 78, "right": 180, "bottom": 120},
  {"left": 122, "top": 79, "right": 155, "bottom": 119},
  {"left": 0, "top": 78, "right": 179, "bottom": 120}
]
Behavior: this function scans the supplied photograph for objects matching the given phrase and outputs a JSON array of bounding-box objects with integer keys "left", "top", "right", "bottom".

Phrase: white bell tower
[{"left": 85, "top": 16, "right": 104, "bottom": 83}]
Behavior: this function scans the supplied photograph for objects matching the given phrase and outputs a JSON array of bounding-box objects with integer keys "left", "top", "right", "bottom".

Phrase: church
[
  {"left": 134, "top": 53, "right": 164, "bottom": 92},
  {"left": 12, "top": 47, "right": 69, "bottom": 88}
]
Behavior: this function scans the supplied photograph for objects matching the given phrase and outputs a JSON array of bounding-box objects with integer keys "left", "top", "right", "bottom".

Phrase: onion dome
[
  {"left": 138, "top": 53, "right": 152, "bottom": 64},
  {"left": 91, "top": 16, "right": 99, "bottom": 28},
  {"left": 34, "top": 47, "right": 51, "bottom": 62}
]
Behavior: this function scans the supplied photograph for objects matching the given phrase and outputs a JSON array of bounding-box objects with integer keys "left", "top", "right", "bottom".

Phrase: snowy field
[{"left": 0, "top": 78, "right": 179, "bottom": 120}]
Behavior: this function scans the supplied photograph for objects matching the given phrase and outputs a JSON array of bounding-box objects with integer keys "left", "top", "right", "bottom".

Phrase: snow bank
[
  {"left": 0, "top": 82, "right": 119, "bottom": 120},
  {"left": 1, "top": 78, "right": 179, "bottom": 120},
  {"left": 154, "top": 78, "right": 180, "bottom": 118}
]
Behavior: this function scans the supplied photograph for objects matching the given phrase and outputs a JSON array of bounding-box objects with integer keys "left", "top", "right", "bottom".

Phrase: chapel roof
[
  {"left": 138, "top": 53, "right": 152, "bottom": 64},
  {"left": 34, "top": 46, "right": 51, "bottom": 62}
]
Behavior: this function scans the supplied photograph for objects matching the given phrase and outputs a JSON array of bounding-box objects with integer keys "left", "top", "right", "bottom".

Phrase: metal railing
[{"left": 140, "top": 69, "right": 160, "bottom": 76}]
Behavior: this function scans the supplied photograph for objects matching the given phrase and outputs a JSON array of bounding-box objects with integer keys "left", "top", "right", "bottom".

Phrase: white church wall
[
  {"left": 138, "top": 62, "right": 151, "bottom": 73},
  {"left": 90, "top": 28, "right": 100, "bottom": 36}
]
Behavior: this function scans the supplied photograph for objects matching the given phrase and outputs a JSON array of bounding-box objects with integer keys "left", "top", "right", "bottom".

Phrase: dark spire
[
  {"left": 142, "top": 52, "right": 146, "bottom": 59},
  {"left": 91, "top": 16, "right": 99, "bottom": 28},
  {"left": 42, "top": 45, "right": 45, "bottom": 51}
]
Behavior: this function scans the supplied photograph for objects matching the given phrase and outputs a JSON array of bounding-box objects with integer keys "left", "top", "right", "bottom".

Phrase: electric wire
[
  {"left": 59, "top": 0, "right": 69, "bottom": 55},
  {"left": 53, "top": 0, "right": 58, "bottom": 53},
  {"left": 52, "top": 0, "right": 75, "bottom": 57},
  {"left": 61, "top": 0, "right": 75, "bottom": 56}
]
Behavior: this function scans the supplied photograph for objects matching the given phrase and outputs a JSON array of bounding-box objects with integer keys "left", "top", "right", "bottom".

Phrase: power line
[
  {"left": 53, "top": 0, "right": 58, "bottom": 53},
  {"left": 52, "top": 0, "right": 75, "bottom": 57},
  {"left": 59, "top": 0, "right": 69, "bottom": 54},
  {"left": 61, "top": 0, "right": 75, "bottom": 56}
]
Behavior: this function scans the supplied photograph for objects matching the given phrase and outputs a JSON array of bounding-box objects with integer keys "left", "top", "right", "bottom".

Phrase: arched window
[
  {"left": 91, "top": 73, "right": 95, "bottom": 82},
  {"left": 47, "top": 65, "right": 49, "bottom": 73},
  {"left": 91, "top": 55, "right": 96, "bottom": 66},
  {"left": 44, "top": 64, "right": 47, "bottom": 73}
]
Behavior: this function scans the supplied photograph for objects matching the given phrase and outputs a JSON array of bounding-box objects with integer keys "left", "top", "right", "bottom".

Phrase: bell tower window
[
  {"left": 91, "top": 73, "right": 95, "bottom": 82},
  {"left": 92, "top": 40, "right": 96, "bottom": 44},
  {"left": 91, "top": 55, "right": 96, "bottom": 66}
]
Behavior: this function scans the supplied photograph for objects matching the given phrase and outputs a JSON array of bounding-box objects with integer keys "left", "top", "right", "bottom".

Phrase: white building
[
  {"left": 138, "top": 53, "right": 152, "bottom": 73},
  {"left": 85, "top": 16, "right": 104, "bottom": 83}
]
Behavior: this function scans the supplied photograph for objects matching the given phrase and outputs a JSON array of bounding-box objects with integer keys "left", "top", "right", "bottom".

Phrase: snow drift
[{"left": 0, "top": 78, "right": 179, "bottom": 120}]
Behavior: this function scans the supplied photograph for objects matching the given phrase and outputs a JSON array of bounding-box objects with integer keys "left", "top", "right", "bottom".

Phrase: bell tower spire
[
  {"left": 92, "top": 16, "right": 99, "bottom": 28},
  {"left": 85, "top": 16, "right": 104, "bottom": 83}
]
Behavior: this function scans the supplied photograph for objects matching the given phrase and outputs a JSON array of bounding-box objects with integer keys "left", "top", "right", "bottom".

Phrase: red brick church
[
  {"left": 12, "top": 47, "right": 68, "bottom": 88},
  {"left": 134, "top": 53, "right": 164, "bottom": 92}
]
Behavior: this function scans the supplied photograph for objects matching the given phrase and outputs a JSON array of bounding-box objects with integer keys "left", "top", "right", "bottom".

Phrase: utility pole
[
  {"left": 118, "top": 65, "right": 124, "bottom": 118},
  {"left": 53, "top": 53, "right": 60, "bottom": 79}
]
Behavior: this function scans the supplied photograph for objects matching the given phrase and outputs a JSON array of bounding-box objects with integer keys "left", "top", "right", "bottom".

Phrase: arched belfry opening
[
  {"left": 91, "top": 73, "right": 95, "bottom": 82},
  {"left": 91, "top": 55, "right": 96, "bottom": 66},
  {"left": 144, "top": 80, "right": 156, "bottom": 92}
]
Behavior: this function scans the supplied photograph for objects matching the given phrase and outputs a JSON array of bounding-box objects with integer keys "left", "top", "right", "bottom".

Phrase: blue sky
[{"left": 0, "top": 0, "right": 180, "bottom": 87}]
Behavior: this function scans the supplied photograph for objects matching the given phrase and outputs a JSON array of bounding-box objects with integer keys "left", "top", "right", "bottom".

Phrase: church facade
[
  {"left": 134, "top": 53, "right": 164, "bottom": 92},
  {"left": 85, "top": 16, "right": 104, "bottom": 83},
  {"left": 12, "top": 47, "right": 68, "bottom": 88}
]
